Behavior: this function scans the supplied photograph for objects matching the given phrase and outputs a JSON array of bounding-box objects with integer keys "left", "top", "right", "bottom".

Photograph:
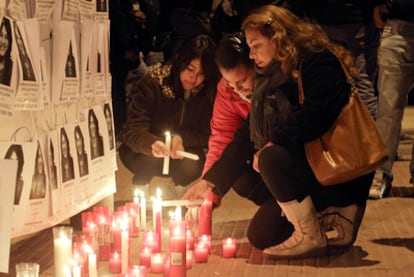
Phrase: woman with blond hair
[{"left": 184, "top": 5, "right": 374, "bottom": 259}]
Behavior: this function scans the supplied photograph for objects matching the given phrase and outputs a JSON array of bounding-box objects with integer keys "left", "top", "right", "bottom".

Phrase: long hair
[
  {"left": 0, "top": 17, "right": 12, "bottom": 62},
  {"left": 168, "top": 34, "right": 220, "bottom": 99},
  {"left": 241, "top": 5, "right": 355, "bottom": 78},
  {"left": 215, "top": 32, "right": 254, "bottom": 71}
]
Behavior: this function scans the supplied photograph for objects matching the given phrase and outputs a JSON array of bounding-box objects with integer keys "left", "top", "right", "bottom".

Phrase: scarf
[{"left": 250, "top": 59, "right": 289, "bottom": 149}]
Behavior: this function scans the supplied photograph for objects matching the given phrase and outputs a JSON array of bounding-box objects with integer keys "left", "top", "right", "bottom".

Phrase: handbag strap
[{"left": 297, "top": 52, "right": 356, "bottom": 105}]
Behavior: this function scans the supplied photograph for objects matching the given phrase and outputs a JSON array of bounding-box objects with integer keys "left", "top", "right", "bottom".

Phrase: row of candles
[{"left": 52, "top": 188, "right": 237, "bottom": 276}]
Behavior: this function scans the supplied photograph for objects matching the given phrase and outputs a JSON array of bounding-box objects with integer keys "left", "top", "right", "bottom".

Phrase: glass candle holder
[{"left": 15, "top": 262, "right": 39, "bottom": 277}]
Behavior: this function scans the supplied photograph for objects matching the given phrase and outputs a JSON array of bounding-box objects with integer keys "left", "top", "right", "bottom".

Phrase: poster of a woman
[{"left": 0, "top": 17, "right": 13, "bottom": 86}]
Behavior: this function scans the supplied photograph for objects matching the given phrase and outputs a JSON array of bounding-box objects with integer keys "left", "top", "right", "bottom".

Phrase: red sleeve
[{"left": 202, "top": 79, "right": 250, "bottom": 175}]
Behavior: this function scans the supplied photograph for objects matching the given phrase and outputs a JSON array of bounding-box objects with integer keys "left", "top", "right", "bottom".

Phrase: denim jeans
[
  {"left": 376, "top": 19, "right": 414, "bottom": 178},
  {"left": 320, "top": 22, "right": 380, "bottom": 119}
]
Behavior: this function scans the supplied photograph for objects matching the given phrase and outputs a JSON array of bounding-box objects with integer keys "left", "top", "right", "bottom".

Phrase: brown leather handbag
[{"left": 298, "top": 60, "right": 388, "bottom": 186}]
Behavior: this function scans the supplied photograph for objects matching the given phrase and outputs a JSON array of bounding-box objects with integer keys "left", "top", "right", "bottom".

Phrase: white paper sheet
[{"left": 0, "top": 158, "right": 18, "bottom": 273}]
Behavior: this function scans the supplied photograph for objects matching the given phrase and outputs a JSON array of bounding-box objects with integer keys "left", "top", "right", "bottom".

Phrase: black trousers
[
  {"left": 241, "top": 144, "right": 373, "bottom": 250},
  {"left": 119, "top": 144, "right": 206, "bottom": 186}
]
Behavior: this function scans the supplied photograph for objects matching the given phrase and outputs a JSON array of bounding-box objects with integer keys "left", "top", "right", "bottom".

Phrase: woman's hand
[
  {"left": 151, "top": 140, "right": 169, "bottom": 158},
  {"left": 170, "top": 135, "right": 185, "bottom": 159},
  {"left": 182, "top": 179, "right": 214, "bottom": 200},
  {"left": 253, "top": 141, "right": 274, "bottom": 172}
]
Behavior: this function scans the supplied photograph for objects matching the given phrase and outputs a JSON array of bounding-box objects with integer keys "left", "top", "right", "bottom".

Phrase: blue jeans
[
  {"left": 320, "top": 22, "right": 380, "bottom": 119},
  {"left": 376, "top": 19, "right": 414, "bottom": 178}
]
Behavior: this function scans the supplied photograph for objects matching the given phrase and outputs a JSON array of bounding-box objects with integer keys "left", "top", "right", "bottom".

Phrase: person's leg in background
[
  {"left": 370, "top": 19, "right": 414, "bottom": 198},
  {"left": 321, "top": 22, "right": 379, "bottom": 119}
]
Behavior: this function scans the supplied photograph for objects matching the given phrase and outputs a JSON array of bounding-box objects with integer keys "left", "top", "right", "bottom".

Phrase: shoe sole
[{"left": 263, "top": 246, "right": 328, "bottom": 260}]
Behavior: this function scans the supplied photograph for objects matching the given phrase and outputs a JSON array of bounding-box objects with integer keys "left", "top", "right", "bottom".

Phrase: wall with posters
[{"left": 0, "top": 0, "right": 116, "bottom": 241}]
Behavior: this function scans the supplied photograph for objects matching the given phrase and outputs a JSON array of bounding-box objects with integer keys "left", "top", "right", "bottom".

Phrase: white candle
[
  {"left": 88, "top": 253, "right": 98, "bottom": 277},
  {"left": 175, "top": 150, "right": 199, "bottom": 160},
  {"left": 53, "top": 226, "right": 73, "bottom": 277},
  {"left": 140, "top": 190, "right": 146, "bottom": 230},
  {"left": 121, "top": 228, "right": 129, "bottom": 273},
  {"left": 162, "top": 131, "right": 171, "bottom": 175}
]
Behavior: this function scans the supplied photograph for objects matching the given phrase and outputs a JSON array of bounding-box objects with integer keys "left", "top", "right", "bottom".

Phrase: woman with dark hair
[
  {"left": 0, "top": 17, "right": 13, "bottom": 86},
  {"left": 74, "top": 125, "right": 89, "bottom": 177},
  {"left": 4, "top": 144, "right": 24, "bottom": 205},
  {"left": 103, "top": 103, "right": 115, "bottom": 150},
  {"left": 30, "top": 143, "right": 46, "bottom": 199},
  {"left": 60, "top": 128, "right": 75, "bottom": 182},
  {"left": 88, "top": 109, "right": 105, "bottom": 159},
  {"left": 118, "top": 34, "right": 220, "bottom": 197}
]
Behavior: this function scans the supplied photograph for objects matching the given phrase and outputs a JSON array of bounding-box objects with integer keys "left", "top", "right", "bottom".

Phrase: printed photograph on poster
[
  {"left": 14, "top": 22, "right": 36, "bottom": 82},
  {"left": 0, "top": 17, "right": 13, "bottom": 86},
  {"left": 88, "top": 108, "right": 104, "bottom": 160},
  {"left": 103, "top": 102, "right": 115, "bottom": 151},
  {"left": 74, "top": 124, "right": 89, "bottom": 177},
  {"left": 47, "top": 130, "right": 65, "bottom": 222},
  {"left": 13, "top": 21, "right": 42, "bottom": 111},
  {"left": 58, "top": 124, "right": 82, "bottom": 214},
  {"left": 95, "top": 0, "right": 109, "bottom": 21},
  {"left": 74, "top": 121, "right": 98, "bottom": 203},
  {"left": 59, "top": 127, "right": 75, "bottom": 183},
  {"left": 3, "top": 144, "right": 25, "bottom": 205},
  {"left": 93, "top": 21, "right": 109, "bottom": 97},
  {"left": 0, "top": 16, "right": 18, "bottom": 117},
  {"left": 103, "top": 102, "right": 117, "bottom": 171},
  {"left": 21, "top": 138, "right": 51, "bottom": 236},
  {"left": 0, "top": 159, "right": 17, "bottom": 274},
  {"left": 48, "top": 138, "right": 58, "bottom": 190},
  {"left": 80, "top": 105, "right": 116, "bottom": 200},
  {"left": 0, "top": 141, "right": 37, "bottom": 237},
  {"left": 29, "top": 141, "right": 47, "bottom": 200},
  {"left": 52, "top": 21, "right": 79, "bottom": 103},
  {"left": 80, "top": 20, "right": 93, "bottom": 97}
]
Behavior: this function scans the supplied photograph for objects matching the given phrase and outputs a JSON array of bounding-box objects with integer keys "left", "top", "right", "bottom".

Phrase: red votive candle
[
  {"left": 222, "top": 237, "right": 237, "bottom": 258},
  {"left": 109, "top": 251, "right": 122, "bottom": 273},
  {"left": 193, "top": 242, "right": 208, "bottom": 263},
  {"left": 150, "top": 253, "right": 165, "bottom": 273},
  {"left": 139, "top": 246, "right": 152, "bottom": 267}
]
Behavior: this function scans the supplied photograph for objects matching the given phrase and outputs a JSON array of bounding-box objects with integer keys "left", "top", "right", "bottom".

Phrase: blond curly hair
[{"left": 241, "top": 5, "right": 356, "bottom": 79}]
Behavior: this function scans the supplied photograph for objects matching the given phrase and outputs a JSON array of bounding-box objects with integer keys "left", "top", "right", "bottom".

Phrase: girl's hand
[{"left": 182, "top": 179, "right": 214, "bottom": 200}]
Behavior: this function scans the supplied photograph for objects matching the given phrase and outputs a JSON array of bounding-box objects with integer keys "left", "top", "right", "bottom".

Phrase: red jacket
[{"left": 202, "top": 78, "right": 251, "bottom": 175}]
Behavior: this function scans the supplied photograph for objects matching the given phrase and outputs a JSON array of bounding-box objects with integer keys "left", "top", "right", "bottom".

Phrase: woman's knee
[{"left": 258, "top": 145, "right": 290, "bottom": 173}]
